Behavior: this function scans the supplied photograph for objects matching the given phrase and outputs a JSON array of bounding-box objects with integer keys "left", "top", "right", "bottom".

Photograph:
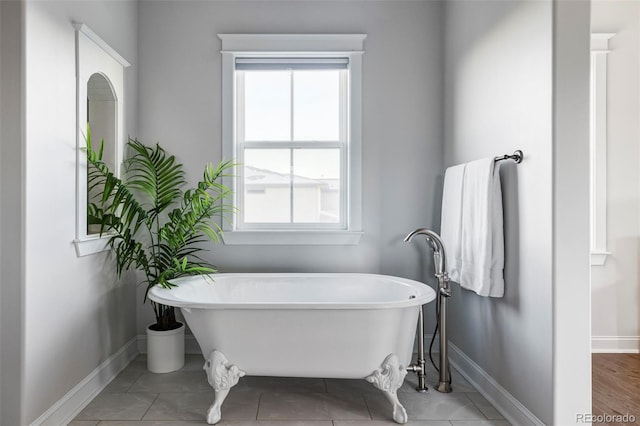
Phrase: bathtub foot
[
  {"left": 203, "top": 350, "right": 246, "bottom": 425},
  {"left": 366, "top": 353, "right": 408, "bottom": 424}
]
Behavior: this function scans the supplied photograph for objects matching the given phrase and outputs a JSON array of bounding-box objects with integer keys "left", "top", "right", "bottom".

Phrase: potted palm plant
[{"left": 86, "top": 128, "right": 234, "bottom": 373}]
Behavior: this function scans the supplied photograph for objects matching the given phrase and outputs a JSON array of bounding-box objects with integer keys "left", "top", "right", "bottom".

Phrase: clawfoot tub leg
[
  {"left": 203, "top": 350, "right": 246, "bottom": 424},
  {"left": 365, "top": 354, "right": 409, "bottom": 424}
]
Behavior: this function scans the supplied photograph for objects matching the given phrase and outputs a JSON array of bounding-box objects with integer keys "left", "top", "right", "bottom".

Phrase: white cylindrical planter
[{"left": 146, "top": 322, "right": 185, "bottom": 373}]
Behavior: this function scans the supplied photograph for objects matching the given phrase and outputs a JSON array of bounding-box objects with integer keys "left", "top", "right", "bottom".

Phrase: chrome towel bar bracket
[{"left": 494, "top": 150, "right": 523, "bottom": 164}]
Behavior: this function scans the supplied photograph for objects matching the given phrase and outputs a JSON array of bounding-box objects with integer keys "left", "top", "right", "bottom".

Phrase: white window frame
[
  {"left": 235, "top": 61, "right": 348, "bottom": 230},
  {"left": 219, "top": 34, "right": 365, "bottom": 245},
  {"left": 590, "top": 33, "right": 614, "bottom": 266},
  {"left": 73, "top": 23, "right": 130, "bottom": 257}
]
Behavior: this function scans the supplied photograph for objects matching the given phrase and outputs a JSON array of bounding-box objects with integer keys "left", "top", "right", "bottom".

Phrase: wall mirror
[
  {"left": 73, "top": 23, "right": 129, "bottom": 256},
  {"left": 86, "top": 72, "right": 117, "bottom": 235}
]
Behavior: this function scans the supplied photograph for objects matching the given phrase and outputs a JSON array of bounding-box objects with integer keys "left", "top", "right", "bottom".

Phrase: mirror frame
[{"left": 73, "top": 23, "right": 130, "bottom": 257}]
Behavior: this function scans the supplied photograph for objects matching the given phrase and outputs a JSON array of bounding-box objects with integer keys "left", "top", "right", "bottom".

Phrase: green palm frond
[
  {"left": 86, "top": 129, "right": 150, "bottom": 276},
  {"left": 125, "top": 139, "right": 186, "bottom": 222},
  {"left": 84, "top": 127, "right": 235, "bottom": 328}
]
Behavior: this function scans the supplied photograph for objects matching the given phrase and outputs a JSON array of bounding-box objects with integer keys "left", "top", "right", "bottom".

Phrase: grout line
[
  {"left": 126, "top": 370, "right": 147, "bottom": 394},
  {"left": 138, "top": 393, "right": 160, "bottom": 421},
  {"left": 123, "top": 372, "right": 145, "bottom": 394},
  {"left": 256, "top": 391, "right": 263, "bottom": 420},
  {"left": 463, "top": 392, "right": 491, "bottom": 420},
  {"left": 362, "top": 391, "right": 375, "bottom": 420}
]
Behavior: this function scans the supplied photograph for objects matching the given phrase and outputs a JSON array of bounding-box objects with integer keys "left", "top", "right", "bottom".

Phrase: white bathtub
[{"left": 149, "top": 273, "right": 436, "bottom": 424}]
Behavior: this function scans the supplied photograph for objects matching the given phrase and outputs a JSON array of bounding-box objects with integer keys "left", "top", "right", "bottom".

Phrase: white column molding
[{"left": 590, "top": 33, "right": 615, "bottom": 266}]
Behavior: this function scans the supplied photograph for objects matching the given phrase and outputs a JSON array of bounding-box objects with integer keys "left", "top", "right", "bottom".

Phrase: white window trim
[
  {"left": 590, "top": 33, "right": 614, "bottom": 266},
  {"left": 219, "top": 34, "right": 365, "bottom": 245},
  {"left": 73, "top": 23, "right": 130, "bottom": 257}
]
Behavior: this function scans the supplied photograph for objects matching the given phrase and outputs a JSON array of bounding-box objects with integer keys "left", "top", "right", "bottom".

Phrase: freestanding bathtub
[{"left": 149, "top": 273, "right": 436, "bottom": 424}]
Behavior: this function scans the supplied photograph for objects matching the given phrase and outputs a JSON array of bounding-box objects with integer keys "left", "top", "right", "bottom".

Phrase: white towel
[
  {"left": 441, "top": 158, "right": 504, "bottom": 297},
  {"left": 440, "top": 164, "right": 465, "bottom": 284}
]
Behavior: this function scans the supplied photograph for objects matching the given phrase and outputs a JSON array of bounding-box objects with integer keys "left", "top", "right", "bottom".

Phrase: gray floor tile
[
  {"left": 181, "top": 354, "right": 207, "bottom": 371},
  {"left": 103, "top": 369, "right": 145, "bottom": 393},
  {"left": 97, "top": 421, "right": 206, "bottom": 425},
  {"left": 75, "top": 393, "right": 157, "bottom": 421},
  {"left": 316, "top": 392, "right": 371, "bottom": 420},
  {"left": 237, "top": 376, "right": 327, "bottom": 393},
  {"left": 220, "top": 388, "right": 262, "bottom": 420},
  {"left": 325, "top": 378, "right": 378, "bottom": 395},
  {"left": 465, "top": 393, "right": 505, "bottom": 420},
  {"left": 122, "top": 355, "right": 149, "bottom": 373},
  {"left": 129, "top": 371, "right": 211, "bottom": 393},
  {"left": 96, "top": 422, "right": 336, "bottom": 426},
  {"left": 76, "top": 354, "right": 504, "bottom": 425},
  {"left": 143, "top": 391, "right": 259, "bottom": 421},
  {"left": 142, "top": 392, "right": 212, "bottom": 421},
  {"left": 218, "top": 422, "right": 333, "bottom": 426},
  {"left": 257, "top": 392, "right": 332, "bottom": 420},
  {"left": 366, "top": 391, "right": 485, "bottom": 421},
  {"left": 334, "top": 421, "right": 451, "bottom": 426}
]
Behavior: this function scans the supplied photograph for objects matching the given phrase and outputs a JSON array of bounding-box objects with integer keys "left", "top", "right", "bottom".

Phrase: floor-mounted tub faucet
[{"left": 405, "top": 228, "right": 452, "bottom": 393}]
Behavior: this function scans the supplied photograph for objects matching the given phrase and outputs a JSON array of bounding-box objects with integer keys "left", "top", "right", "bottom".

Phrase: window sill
[
  {"left": 74, "top": 235, "right": 111, "bottom": 257},
  {"left": 222, "top": 230, "right": 363, "bottom": 246}
]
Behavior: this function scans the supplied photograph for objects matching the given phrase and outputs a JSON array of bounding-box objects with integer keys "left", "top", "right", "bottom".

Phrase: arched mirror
[{"left": 87, "top": 73, "right": 117, "bottom": 235}]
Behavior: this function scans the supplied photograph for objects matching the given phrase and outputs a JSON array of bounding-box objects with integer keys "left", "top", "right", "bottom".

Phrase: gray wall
[
  {"left": 443, "top": 1, "right": 554, "bottom": 423},
  {"left": 21, "top": 1, "right": 138, "bottom": 423},
  {"left": 1, "top": 2, "right": 25, "bottom": 424},
  {"left": 136, "top": 0, "right": 444, "bottom": 333},
  {"left": 552, "top": 1, "right": 591, "bottom": 421}
]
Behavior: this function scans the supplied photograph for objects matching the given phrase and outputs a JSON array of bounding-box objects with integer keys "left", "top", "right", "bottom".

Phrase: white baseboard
[
  {"left": 31, "top": 337, "right": 138, "bottom": 426},
  {"left": 592, "top": 336, "right": 640, "bottom": 353},
  {"left": 448, "top": 342, "right": 544, "bottom": 426},
  {"left": 137, "top": 333, "right": 201, "bottom": 354}
]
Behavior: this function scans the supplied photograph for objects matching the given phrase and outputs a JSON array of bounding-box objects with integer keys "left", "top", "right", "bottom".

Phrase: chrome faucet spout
[{"left": 404, "top": 228, "right": 447, "bottom": 277}]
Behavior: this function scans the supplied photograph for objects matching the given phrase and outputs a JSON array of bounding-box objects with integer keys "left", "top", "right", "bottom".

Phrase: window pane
[
  {"left": 244, "top": 71, "right": 291, "bottom": 141},
  {"left": 244, "top": 149, "right": 291, "bottom": 223},
  {"left": 293, "top": 70, "right": 340, "bottom": 141},
  {"left": 293, "top": 149, "right": 341, "bottom": 223}
]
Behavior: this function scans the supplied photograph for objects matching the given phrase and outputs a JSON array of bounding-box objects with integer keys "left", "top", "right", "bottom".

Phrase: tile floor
[{"left": 70, "top": 355, "right": 510, "bottom": 426}]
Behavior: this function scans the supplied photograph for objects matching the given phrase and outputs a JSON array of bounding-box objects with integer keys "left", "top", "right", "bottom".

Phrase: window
[
  {"left": 219, "top": 34, "right": 365, "bottom": 245},
  {"left": 73, "top": 23, "right": 130, "bottom": 256},
  {"left": 237, "top": 59, "right": 346, "bottom": 227}
]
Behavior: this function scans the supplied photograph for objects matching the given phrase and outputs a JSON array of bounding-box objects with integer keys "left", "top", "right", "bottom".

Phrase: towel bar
[{"left": 494, "top": 150, "right": 523, "bottom": 164}]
